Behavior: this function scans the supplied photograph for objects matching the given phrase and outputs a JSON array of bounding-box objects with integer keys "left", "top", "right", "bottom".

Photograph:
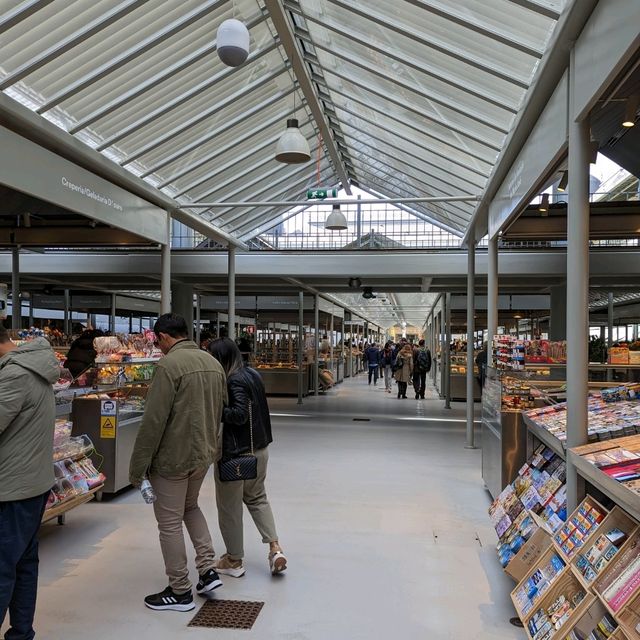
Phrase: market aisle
[{"left": 30, "top": 374, "right": 523, "bottom": 640}]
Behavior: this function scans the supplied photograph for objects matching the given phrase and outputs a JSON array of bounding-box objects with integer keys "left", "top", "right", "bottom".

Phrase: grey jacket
[{"left": 0, "top": 338, "right": 59, "bottom": 501}]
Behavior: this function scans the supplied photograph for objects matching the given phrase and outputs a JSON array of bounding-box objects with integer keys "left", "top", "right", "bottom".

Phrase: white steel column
[
  {"left": 64, "top": 289, "right": 70, "bottom": 335},
  {"left": 607, "top": 292, "right": 615, "bottom": 382},
  {"left": 228, "top": 245, "right": 236, "bottom": 341},
  {"left": 487, "top": 235, "right": 499, "bottom": 366},
  {"left": 466, "top": 238, "right": 476, "bottom": 449},
  {"left": 11, "top": 247, "right": 20, "bottom": 330},
  {"left": 195, "top": 294, "right": 201, "bottom": 346},
  {"left": 566, "top": 49, "right": 590, "bottom": 512},
  {"left": 298, "top": 291, "right": 304, "bottom": 405},
  {"left": 161, "top": 213, "right": 171, "bottom": 314},
  {"left": 110, "top": 293, "right": 116, "bottom": 334},
  {"left": 314, "top": 294, "right": 320, "bottom": 396},
  {"left": 329, "top": 312, "right": 334, "bottom": 376},
  {"left": 445, "top": 292, "right": 452, "bottom": 409}
]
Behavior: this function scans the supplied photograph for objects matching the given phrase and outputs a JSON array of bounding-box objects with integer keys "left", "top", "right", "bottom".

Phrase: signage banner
[
  {"left": 72, "top": 294, "right": 111, "bottom": 309},
  {"left": 31, "top": 294, "right": 66, "bottom": 310}
]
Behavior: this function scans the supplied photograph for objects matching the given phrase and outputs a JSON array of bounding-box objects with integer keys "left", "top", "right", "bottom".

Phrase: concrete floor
[{"left": 19, "top": 374, "right": 524, "bottom": 639}]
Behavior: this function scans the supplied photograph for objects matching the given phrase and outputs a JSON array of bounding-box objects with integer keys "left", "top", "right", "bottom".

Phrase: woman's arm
[{"left": 223, "top": 380, "right": 251, "bottom": 425}]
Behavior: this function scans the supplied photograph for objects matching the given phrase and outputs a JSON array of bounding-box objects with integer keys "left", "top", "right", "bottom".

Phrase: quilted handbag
[{"left": 218, "top": 402, "right": 258, "bottom": 482}]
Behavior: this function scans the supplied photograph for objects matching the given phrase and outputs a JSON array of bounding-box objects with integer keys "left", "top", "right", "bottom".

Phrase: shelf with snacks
[
  {"left": 43, "top": 421, "right": 106, "bottom": 525},
  {"left": 616, "top": 588, "right": 640, "bottom": 639}
]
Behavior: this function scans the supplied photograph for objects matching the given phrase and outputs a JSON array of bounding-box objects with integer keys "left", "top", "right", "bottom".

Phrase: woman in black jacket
[
  {"left": 64, "top": 329, "right": 104, "bottom": 378},
  {"left": 207, "top": 338, "right": 286, "bottom": 578}
]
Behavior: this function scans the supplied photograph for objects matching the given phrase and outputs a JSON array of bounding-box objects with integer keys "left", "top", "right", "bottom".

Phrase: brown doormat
[{"left": 188, "top": 599, "right": 264, "bottom": 630}]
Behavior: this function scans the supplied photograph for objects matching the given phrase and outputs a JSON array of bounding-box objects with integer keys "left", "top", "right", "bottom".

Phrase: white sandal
[{"left": 269, "top": 551, "right": 287, "bottom": 575}]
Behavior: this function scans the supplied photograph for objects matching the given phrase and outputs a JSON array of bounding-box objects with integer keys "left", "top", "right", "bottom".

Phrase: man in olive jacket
[
  {"left": 0, "top": 324, "right": 59, "bottom": 640},
  {"left": 129, "top": 313, "right": 227, "bottom": 612}
]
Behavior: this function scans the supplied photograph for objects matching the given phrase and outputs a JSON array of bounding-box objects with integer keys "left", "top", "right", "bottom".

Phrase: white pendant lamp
[
  {"left": 217, "top": 19, "right": 250, "bottom": 67},
  {"left": 275, "top": 118, "right": 310, "bottom": 163},
  {"left": 325, "top": 204, "right": 348, "bottom": 230}
]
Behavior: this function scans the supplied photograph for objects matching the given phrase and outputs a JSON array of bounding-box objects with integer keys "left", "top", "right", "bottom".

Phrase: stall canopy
[{"left": 0, "top": 0, "right": 567, "bottom": 242}]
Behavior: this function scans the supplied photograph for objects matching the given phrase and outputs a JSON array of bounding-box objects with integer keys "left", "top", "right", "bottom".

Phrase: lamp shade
[
  {"left": 217, "top": 19, "right": 250, "bottom": 67},
  {"left": 275, "top": 119, "right": 311, "bottom": 163},
  {"left": 325, "top": 204, "right": 347, "bottom": 231}
]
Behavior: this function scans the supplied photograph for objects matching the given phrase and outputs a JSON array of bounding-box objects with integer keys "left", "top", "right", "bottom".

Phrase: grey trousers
[
  {"left": 150, "top": 467, "right": 216, "bottom": 593},
  {"left": 214, "top": 447, "right": 278, "bottom": 560}
]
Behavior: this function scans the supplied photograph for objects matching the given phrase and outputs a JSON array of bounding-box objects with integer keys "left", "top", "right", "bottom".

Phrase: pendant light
[
  {"left": 557, "top": 171, "right": 568, "bottom": 192},
  {"left": 538, "top": 193, "right": 549, "bottom": 215},
  {"left": 275, "top": 87, "right": 310, "bottom": 163},
  {"left": 325, "top": 203, "right": 348, "bottom": 230},
  {"left": 622, "top": 96, "right": 639, "bottom": 128},
  {"left": 217, "top": 19, "right": 250, "bottom": 67}
]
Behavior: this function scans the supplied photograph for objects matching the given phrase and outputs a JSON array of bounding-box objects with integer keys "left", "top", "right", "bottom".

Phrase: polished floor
[{"left": 22, "top": 374, "right": 523, "bottom": 639}]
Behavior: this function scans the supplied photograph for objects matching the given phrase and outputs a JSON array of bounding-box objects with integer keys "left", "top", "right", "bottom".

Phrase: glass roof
[{"left": 0, "top": 0, "right": 566, "bottom": 242}]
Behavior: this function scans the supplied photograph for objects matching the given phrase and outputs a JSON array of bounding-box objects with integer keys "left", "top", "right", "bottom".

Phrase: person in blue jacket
[{"left": 364, "top": 342, "right": 382, "bottom": 385}]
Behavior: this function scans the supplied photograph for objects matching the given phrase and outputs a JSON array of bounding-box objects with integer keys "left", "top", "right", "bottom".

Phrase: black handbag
[{"left": 218, "top": 402, "right": 258, "bottom": 482}]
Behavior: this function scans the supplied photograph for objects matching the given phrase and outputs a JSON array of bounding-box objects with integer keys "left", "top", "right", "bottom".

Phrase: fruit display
[{"left": 94, "top": 332, "right": 160, "bottom": 363}]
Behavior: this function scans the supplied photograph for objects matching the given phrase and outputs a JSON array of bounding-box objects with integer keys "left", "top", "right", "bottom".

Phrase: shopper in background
[
  {"left": 63, "top": 328, "right": 104, "bottom": 378},
  {"left": 394, "top": 343, "right": 414, "bottom": 399},
  {"left": 364, "top": 342, "right": 381, "bottom": 385},
  {"left": 412, "top": 339, "right": 432, "bottom": 400},
  {"left": 129, "top": 313, "right": 227, "bottom": 612},
  {"left": 476, "top": 343, "right": 489, "bottom": 389},
  {"left": 381, "top": 341, "right": 395, "bottom": 393},
  {"left": 207, "top": 338, "right": 287, "bottom": 578},
  {"left": 0, "top": 323, "right": 60, "bottom": 640}
]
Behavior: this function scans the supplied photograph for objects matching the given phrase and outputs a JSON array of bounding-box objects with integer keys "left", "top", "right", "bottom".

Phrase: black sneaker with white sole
[
  {"left": 196, "top": 569, "right": 223, "bottom": 595},
  {"left": 144, "top": 586, "right": 195, "bottom": 612}
]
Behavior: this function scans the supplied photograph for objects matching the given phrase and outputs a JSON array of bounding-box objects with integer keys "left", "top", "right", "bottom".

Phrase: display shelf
[
  {"left": 511, "top": 547, "right": 569, "bottom": 621},
  {"left": 617, "top": 589, "right": 640, "bottom": 639},
  {"left": 568, "top": 450, "right": 640, "bottom": 523},
  {"left": 95, "top": 358, "right": 160, "bottom": 365},
  {"left": 571, "top": 507, "right": 639, "bottom": 591},
  {"left": 523, "top": 413, "right": 566, "bottom": 459},
  {"left": 592, "top": 528, "right": 640, "bottom": 618},
  {"left": 523, "top": 568, "right": 594, "bottom": 640},
  {"left": 611, "top": 627, "right": 631, "bottom": 640},
  {"left": 42, "top": 484, "right": 103, "bottom": 526}
]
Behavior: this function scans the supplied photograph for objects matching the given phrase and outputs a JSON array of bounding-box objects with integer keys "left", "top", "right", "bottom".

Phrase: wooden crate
[
  {"left": 611, "top": 626, "right": 631, "bottom": 640},
  {"left": 553, "top": 496, "right": 610, "bottom": 562},
  {"left": 522, "top": 569, "right": 594, "bottom": 640},
  {"left": 571, "top": 507, "right": 639, "bottom": 590},
  {"left": 593, "top": 529, "right": 640, "bottom": 617},
  {"left": 564, "top": 597, "right": 619, "bottom": 640},
  {"left": 511, "top": 547, "right": 568, "bottom": 622},
  {"left": 505, "top": 527, "right": 552, "bottom": 582},
  {"left": 617, "top": 589, "right": 640, "bottom": 639}
]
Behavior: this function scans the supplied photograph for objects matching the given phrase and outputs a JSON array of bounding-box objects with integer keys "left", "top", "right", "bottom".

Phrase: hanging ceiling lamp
[
  {"left": 325, "top": 203, "right": 348, "bottom": 230},
  {"left": 538, "top": 193, "right": 549, "bottom": 214},
  {"left": 622, "top": 96, "right": 639, "bottom": 128},
  {"left": 557, "top": 171, "right": 568, "bottom": 192},
  {"left": 217, "top": 19, "right": 250, "bottom": 67},
  {"left": 275, "top": 118, "right": 310, "bottom": 163}
]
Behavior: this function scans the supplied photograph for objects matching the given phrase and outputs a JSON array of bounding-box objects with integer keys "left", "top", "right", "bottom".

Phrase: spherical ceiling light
[
  {"left": 275, "top": 119, "right": 311, "bottom": 163},
  {"left": 217, "top": 19, "right": 250, "bottom": 67},
  {"left": 325, "top": 204, "right": 348, "bottom": 231}
]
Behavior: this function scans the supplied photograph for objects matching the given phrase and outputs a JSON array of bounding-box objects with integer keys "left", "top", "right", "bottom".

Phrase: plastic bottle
[{"left": 140, "top": 478, "right": 156, "bottom": 504}]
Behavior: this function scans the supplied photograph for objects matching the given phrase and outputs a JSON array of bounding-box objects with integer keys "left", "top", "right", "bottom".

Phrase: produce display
[{"left": 94, "top": 331, "right": 160, "bottom": 363}]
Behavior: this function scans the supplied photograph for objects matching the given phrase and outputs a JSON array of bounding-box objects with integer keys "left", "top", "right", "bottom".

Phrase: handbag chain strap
[{"left": 248, "top": 399, "right": 255, "bottom": 456}]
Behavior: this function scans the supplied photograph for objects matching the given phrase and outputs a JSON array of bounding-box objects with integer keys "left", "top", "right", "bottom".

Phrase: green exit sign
[{"left": 306, "top": 188, "right": 338, "bottom": 200}]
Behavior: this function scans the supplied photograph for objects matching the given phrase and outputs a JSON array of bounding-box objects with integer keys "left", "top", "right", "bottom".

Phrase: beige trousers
[
  {"left": 214, "top": 447, "right": 278, "bottom": 560},
  {"left": 150, "top": 467, "right": 216, "bottom": 594}
]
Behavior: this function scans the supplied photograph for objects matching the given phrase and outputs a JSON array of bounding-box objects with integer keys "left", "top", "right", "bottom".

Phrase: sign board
[
  {"left": 488, "top": 72, "right": 568, "bottom": 239},
  {"left": 115, "top": 295, "right": 160, "bottom": 314},
  {"left": 306, "top": 188, "right": 338, "bottom": 200},
  {"left": 0, "top": 126, "right": 167, "bottom": 244},
  {"left": 72, "top": 294, "right": 111, "bottom": 309},
  {"left": 256, "top": 296, "right": 314, "bottom": 311},
  {"left": 100, "top": 416, "right": 116, "bottom": 439},
  {"left": 101, "top": 400, "right": 117, "bottom": 416},
  {"left": 200, "top": 296, "right": 256, "bottom": 311},
  {"left": 31, "top": 294, "right": 66, "bottom": 310}
]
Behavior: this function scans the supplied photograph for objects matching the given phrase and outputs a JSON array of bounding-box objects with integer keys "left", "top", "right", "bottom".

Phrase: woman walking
[
  {"left": 207, "top": 338, "right": 287, "bottom": 577},
  {"left": 394, "top": 343, "right": 414, "bottom": 399},
  {"left": 381, "top": 341, "right": 395, "bottom": 393}
]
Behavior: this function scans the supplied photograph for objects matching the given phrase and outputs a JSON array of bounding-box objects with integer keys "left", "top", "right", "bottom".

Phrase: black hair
[
  {"left": 419, "top": 339, "right": 425, "bottom": 346},
  {"left": 0, "top": 322, "right": 9, "bottom": 344},
  {"left": 207, "top": 337, "right": 244, "bottom": 377},
  {"left": 154, "top": 313, "right": 188, "bottom": 339}
]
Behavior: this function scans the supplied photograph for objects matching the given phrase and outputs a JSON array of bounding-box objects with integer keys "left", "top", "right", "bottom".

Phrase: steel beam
[
  {"left": 487, "top": 235, "right": 499, "bottom": 366},
  {"left": 0, "top": 227, "right": 152, "bottom": 246},
  {"left": 0, "top": 0, "right": 54, "bottom": 35},
  {"left": 99, "top": 61, "right": 286, "bottom": 157},
  {"left": 161, "top": 214, "right": 171, "bottom": 314},
  {"left": 0, "top": 0, "right": 147, "bottom": 90},
  {"left": 265, "top": 0, "right": 352, "bottom": 194},
  {"left": 324, "top": 0, "right": 530, "bottom": 88},
  {"left": 506, "top": 0, "right": 561, "bottom": 20},
  {"left": 11, "top": 247, "right": 20, "bottom": 330},
  {"left": 466, "top": 238, "right": 476, "bottom": 448},
  {"left": 228, "top": 246, "right": 236, "bottom": 340},
  {"left": 37, "top": 0, "right": 231, "bottom": 113},
  {"left": 298, "top": 291, "right": 304, "bottom": 404}
]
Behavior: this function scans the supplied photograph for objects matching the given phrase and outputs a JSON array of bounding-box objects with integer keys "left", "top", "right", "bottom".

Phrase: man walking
[
  {"left": 364, "top": 342, "right": 381, "bottom": 385},
  {"left": 130, "top": 313, "right": 227, "bottom": 612},
  {"left": 0, "top": 324, "right": 60, "bottom": 640},
  {"left": 412, "top": 339, "right": 432, "bottom": 400}
]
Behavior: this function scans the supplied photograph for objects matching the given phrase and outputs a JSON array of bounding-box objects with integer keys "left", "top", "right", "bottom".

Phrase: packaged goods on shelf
[
  {"left": 93, "top": 332, "right": 160, "bottom": 363},
  {"left": 574, "top": 524, "right": 630, "bottom": 585},
  {"left": 527, "top": 589, "right": 587, "bottom": 640},
  {"left": 490, "top": 444, "right": 567, "bottom": 569},
  {"left": 562, "top": 612, "right": 616, "bottom": 640},
  {"left": 525, "top": 392, "right": 640, "bottom": 444},
  {"left": 553, "top": 499, "right": 607, "bottom": 560},
  {"left": 513, "top": 552, "right": 566, "bottom": 617},
  {"left": 493, "top": 337, "right": 567, "bottom": 369}
]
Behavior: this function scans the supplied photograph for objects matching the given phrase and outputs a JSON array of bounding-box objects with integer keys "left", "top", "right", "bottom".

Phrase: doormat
[
  {"left": 353, "top": 418, "right": 371, "bottom": 421},
  {"left": 188, "top": 599, "right": 264, "bottom": 630}
]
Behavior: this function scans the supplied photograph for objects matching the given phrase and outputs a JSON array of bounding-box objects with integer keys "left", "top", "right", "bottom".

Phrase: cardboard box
[
  {"left": 629, "top": 351, "right": 640, "bottom": 365},
  {"left": 505, "top": 527, "right": 552, "bottom": 582},
  {"left": 609, "top": 347, "right": 630, "bottom": 365}
]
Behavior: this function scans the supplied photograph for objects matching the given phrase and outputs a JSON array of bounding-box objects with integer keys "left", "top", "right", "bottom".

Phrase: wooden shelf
[
  {"left": 42, "top": 484, "right": 103, "bottom": 525},
  {"left": 611, "top": 627, "right": 631, "bottom": 640},
  {"left": 616, "top": 589, "right": 640, "bottom": 639},
  {"left": 568, "top": 450, "right": 640, "bottom": 523}
]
